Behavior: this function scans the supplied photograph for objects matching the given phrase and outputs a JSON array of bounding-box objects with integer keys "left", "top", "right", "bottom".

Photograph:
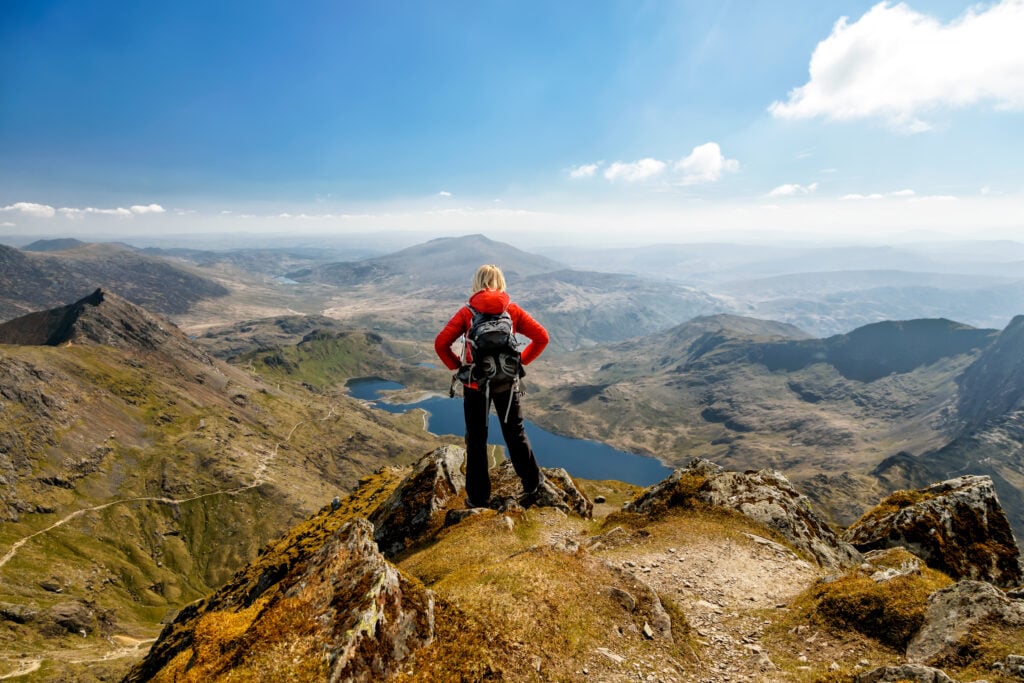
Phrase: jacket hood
[{"left": 468, "top": 289, "right": 510, "bottom": 314}]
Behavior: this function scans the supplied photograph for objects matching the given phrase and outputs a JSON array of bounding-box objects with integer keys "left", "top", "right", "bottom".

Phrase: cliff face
[{"left": 956, "top": 314, "right": 1024, "bottom": 429}]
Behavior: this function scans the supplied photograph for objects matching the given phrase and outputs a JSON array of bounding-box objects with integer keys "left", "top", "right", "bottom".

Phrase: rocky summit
[
  {"left": 844, "top": 474, "right": 1023, "bottom": 587},
  {"left": 125, "top": 449, "right": 1024, "bottom": 683}
]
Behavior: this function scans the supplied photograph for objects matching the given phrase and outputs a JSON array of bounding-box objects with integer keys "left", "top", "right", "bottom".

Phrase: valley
[{"left": 1, "top": 233, "right": 1023, "bottom": 680}]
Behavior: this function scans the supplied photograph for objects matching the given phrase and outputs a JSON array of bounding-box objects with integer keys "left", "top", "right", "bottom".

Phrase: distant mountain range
[{"left": 0, "top": 242, "right": 228, "bottom": 322}]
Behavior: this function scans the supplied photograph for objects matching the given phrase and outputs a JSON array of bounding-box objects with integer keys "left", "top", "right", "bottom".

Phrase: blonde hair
[{"left": 471, "top": 264, "right": 506, "bottom": 293}]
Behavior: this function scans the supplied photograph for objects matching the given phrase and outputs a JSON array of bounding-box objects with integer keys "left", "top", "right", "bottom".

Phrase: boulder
[
  {"left": 47, "top": 601, "right": 95, "bottom": 635},
  {"left": 907, "top": 579, "right": 1024, "bottom": 664},
  {"left": 855, "top": 664, "right": 957, "bottom": 683},
  {"left": 369, "top": 445, "right": 467, "bottom": 557},
  {"left": 625, "top": 459, "right": 861, "bottom": 568},
  {"left": 125, "top": 518, "right": 434, "bottom": 682},
  {"left": 844, "top": 475, "right": 1023, "bottom": 587}
]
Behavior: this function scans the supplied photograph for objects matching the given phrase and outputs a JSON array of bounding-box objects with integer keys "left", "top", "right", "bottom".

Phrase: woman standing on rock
[{"left": 434, "top": 264, "right": 549, "bottom": 508}]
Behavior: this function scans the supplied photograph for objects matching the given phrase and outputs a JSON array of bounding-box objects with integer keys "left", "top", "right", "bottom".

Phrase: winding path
[{"left": 0, "top": 406, "right": 335, "bottom": 570}]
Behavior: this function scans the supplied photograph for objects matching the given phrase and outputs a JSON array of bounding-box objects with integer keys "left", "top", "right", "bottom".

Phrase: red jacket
[{"left": 434, "top": 289, "right": 549, "bottom": 372}]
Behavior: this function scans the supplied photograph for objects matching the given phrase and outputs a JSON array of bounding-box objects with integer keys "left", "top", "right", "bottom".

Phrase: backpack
[{"left": 459, "top": 305, "right": 523, "bottom": 419}]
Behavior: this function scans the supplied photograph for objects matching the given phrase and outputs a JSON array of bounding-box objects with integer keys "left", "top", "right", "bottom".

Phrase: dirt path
[
  {"left": 622, "top": 532, "right": 820, "bottom": 682},
  {"left": 0, "top": 407, "right": 335, "bottom": 571},
  {"left": 0, "top": 636, "right": 157, "bottom": 680}
]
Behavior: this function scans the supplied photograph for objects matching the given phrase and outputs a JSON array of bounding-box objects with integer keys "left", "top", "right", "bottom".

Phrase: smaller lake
[{"left": 348, "top": 378, "right": 672, "bottom": 487}]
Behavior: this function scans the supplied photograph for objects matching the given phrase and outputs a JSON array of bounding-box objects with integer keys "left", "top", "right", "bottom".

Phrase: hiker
[{"left": 434, "top": 264, "right": 549, "bottom": 508}]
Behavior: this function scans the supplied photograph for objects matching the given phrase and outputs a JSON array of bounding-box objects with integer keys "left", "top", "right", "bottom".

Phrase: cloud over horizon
[{"left": 770, "top": 0, "right": 1024, "bottom": 132}]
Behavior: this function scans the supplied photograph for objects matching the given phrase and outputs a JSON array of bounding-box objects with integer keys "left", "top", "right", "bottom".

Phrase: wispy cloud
[
  {"left": 437, "top": 190, "right": 452, "bottom": 197},
  {"left": 770, "top": 0, "right": 1024, "bottom": 132},
  {"left": 842, "top": 189, "right": 919, "bottom": 200},
  {"left": 768, "top": 182, "right": 819, "bottom": 197},
  {"left": 1, "top": 221, "right": 15, "bottom": 227},
  {"left": 1, "top": 202, "right": 56, "bottom": 218},
  {"left": 569, "top": 162, "right": 601, "bottom": 179},
  {"left": 4, "top": 201, "right": 167, "bottom": 219},
  {"left": 674, "top": 142, "right": 739, "bottom": 185},
  {"left": 604, "top": 158, "right": 666, "bottom": 182},
  {"left": 59, "top": 207, "right": 132, "bottom": 219},
  {"left": 130, "top": 203, "right": 165, "bottom": 214}
]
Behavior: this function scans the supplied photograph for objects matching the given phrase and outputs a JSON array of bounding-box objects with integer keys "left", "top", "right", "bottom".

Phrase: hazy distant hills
[
  {"left": 289, "top": 233, "right": 563, "bottom": 290},
  {"left": 550, "top": 241, "right": 1024, "bottom": 336},
  {"left": 297, "top": 234, "right": 733, "bottom": 350},
  {"left": 0, "top": 242, "right": 228, "bottom": 322}
]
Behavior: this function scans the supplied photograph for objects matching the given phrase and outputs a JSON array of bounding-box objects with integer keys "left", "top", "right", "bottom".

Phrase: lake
[{"left": 347, "top": 378, "right": 672, "bottom": 487}]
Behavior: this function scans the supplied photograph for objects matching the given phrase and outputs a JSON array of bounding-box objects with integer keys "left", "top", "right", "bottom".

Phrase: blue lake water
[{"left": 347, "top": 378, "right": 672, "bottom": 487}]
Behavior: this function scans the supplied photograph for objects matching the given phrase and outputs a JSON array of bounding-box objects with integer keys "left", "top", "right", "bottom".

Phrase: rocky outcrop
[
  {"left": 625, "top": 459, "right": 861, "bottom": 568},
  {"left": 906, "top": 580, "right": 1024, "bottom": 664},
  {"left": 369, "top": 445, "right": 467, "bottom": 556},
  {"left": 124, "top": 518, "right": 434, "bottom": 682},
  {"left": 372, "top": 447, "right": 594, "bottom": 556},
  {"left": 0, "top": 288, "right": 214, "bottom": 365},
  {"left": 844, "top": 475, "right": 1023, "bottom": 587}
]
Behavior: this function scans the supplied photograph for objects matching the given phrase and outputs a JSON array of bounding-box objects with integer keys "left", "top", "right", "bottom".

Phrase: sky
[{"left": 1, "top": 0, "right": 1023, "bottom": 246}]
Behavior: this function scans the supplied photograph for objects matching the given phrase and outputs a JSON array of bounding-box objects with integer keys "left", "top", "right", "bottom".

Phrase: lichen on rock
[
  {"left": 844, "top": 475, "right": 1024, "bottom": 587},
  {"left": 625, "top": 459, "right": 861, "bottom": 568}
]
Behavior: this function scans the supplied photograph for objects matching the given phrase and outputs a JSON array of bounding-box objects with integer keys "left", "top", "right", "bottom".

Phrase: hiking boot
[
  {"left": 519, "top": 478, "right": 569, "bottom": 512},
  {"left": 464, "top": 496, "right": 490, "bottom": 509}
]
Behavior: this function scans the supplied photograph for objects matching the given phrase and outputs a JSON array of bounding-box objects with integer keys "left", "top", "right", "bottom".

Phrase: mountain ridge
[{"left": 0, "top": 242, "right": 228, "bottom": 323}]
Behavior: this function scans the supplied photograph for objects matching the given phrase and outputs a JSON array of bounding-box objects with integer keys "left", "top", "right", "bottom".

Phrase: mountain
[
  {"left": 549, "top": 242, "right": 1024, "bottom": 336},
  {"left": 514, "top": 270, "right": 728, "bottom": 350},
  {"left": 0, "top": 242, "right": 228, "bottom": 322},
  {"left": 292, "top": 235, "right": 731, "bottom": 351},
  {"left": 872, "top": 315, "right": 1024, "bottom": 535},
  {"left": 0, "top": 294, "right": 440, "bottom": 678},
  {"left": 288, "top": 233, "right": 564, "bottom": 290},
  {"left": 526, "top": 315, "right": 995, "bottom": 526},
  {"left": 0, "top": 288, "right": 212, "bottom": 365},
  {"left": 21, "top": 238, "right": 88, "bottom": 252}
]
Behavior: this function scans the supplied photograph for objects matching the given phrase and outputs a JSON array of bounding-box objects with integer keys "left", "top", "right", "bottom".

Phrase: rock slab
[
  {"left": 907, "top": 579, "right": 1024, "bottom": 664},
  {"left": 844, "top": 475, "right": 1023, "bottom": 587},
  {"left": 124, "top": 518, "right": 433, "bottom": 682},
  {"left": 626, "top": 459, "right": 861, "bottom": 568}
]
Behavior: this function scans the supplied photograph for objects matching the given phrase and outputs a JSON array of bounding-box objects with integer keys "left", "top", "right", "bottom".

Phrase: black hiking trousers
[{"left": 463, "top": 385, "right": 541, "bottom": 506}]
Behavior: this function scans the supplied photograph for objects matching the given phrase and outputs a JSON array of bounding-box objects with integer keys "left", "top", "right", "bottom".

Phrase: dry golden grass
[{"left": 398, "top": 509, "right": 695, "bottom": 681}]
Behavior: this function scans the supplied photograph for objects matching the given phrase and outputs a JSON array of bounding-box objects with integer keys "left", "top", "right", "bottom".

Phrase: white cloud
[
  {"left": 1, "top": 202, "right": 56, "bottom": 218},
  {"left": 604, "top": 158, "right": 666, "bottom": 182},
  {"left": 769, "top": 0, "right": 1024, "bottom": 131},
  {"left": 769, "top": 182, "right": 819, "bottom": 197},
  {"left": 842, "top": 189, "right": 918, "bottom": 200},
  {"left": 569, "top": 163, "right": 600, "bottom": 179},
  {"left": 130, "top": 204, "right": 165, "bottom": 214},
  {"left": 438, "top": 190, "right": 452, "bottom": 197},
  {"left": 674, "top": 142, "right": 739, "bottom": 185},
  {"left": 59, "top": 206, "right": 133, "bottom": 219},
  {"left": 1, "top": 221, "right": 15, "bottom": 227}
]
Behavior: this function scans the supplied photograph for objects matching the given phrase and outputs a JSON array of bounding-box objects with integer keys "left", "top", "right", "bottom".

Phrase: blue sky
[{"left": 2, "top": 1, "right": 1022, "bottom": 244}]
